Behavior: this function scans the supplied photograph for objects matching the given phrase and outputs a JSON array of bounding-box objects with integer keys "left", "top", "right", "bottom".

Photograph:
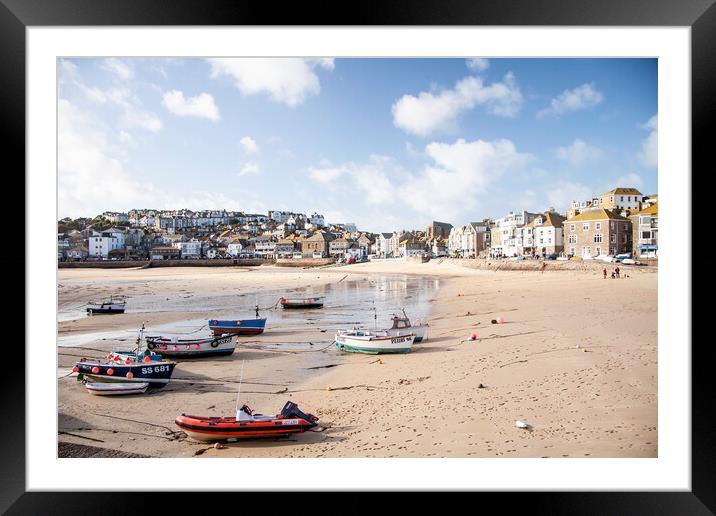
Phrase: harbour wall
[
  {"left": 275, "top": 258, "right": 336, "bottom": 267},
  {"left": 58, "top": 259, "right": 272, "bottom": 268}
]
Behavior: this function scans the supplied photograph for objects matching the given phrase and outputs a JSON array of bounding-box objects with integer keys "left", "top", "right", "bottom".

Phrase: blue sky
[{"left": 58, "top": 57, "right": 657, "bottom": 232}]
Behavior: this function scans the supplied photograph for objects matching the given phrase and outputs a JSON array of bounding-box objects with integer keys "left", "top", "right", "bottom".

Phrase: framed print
[{"left": 3, "top": 0, "right": 708, "bottom": 512}]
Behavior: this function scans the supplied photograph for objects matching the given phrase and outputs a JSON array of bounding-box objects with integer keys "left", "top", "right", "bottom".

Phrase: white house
[
  {"left": 227, "top": 240, "right": 244, "bottom": 257},
  {"left": 174, "top": 240, "right": 202, "bottom": 259},
  {"left": 489, "top": 211, "right": 540, "bottom": 257},
  {"left": 88, "top": 231, "right": 122, "bottom": 259}
]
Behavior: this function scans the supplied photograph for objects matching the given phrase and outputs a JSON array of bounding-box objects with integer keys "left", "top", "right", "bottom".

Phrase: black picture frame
[{"left": 3, "top": 0, "right": 706, "bottom": 512}]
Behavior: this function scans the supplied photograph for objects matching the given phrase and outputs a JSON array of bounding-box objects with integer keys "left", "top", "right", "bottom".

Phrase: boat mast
[{"left": 234, "top": 360, "right": 246, "bottom": 419}]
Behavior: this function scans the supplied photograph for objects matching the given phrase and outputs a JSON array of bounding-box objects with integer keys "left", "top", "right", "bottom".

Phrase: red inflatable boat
[{"left": 175, "top": 401, "right": 319, "bottom": 442}]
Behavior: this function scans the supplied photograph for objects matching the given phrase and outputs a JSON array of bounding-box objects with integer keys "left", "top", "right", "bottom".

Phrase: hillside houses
[{"left": 58, "top": 185, "right": 655, "bottom": 263}]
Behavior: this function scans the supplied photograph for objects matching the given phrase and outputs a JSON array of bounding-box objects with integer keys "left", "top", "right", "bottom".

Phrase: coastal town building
[
  {"left": 301, "top": 231, "right": 333, "bottom": 258},
  {"left": 449, "top": 221, "right": 491, "bottom": 257},
  {"left": 564, "top": 208, "right": 632, "bottom": 258},
  {"left": 489, "top": 211, "right": 540, "bottom": 257},
  {"left": 523, "top": 211, "right": 565, "bottom": 256},
  {"left": 598, "top": 187, "right": 643, "bottom": 212},
  {"left": 329, "top": 237, "right": 354, "bottom": 259},
  {"left": 62, "top": 185, "right": 655, "bottom": 263},
  {"left": 425, "top": 221, "right": 454, "bottom": 241},
  {"left": 150, "top": 245, "right": 181, "bottom": 260},
  {"left": 174, "top": 240, "right": 203, "bottom": 259},
  {"left": 375, "top": 233, "right": 393, "bottom": 257},
  {"left": 88, "top": 231, "right": 123, "bottom": 259},
  {"left": 630, "top": 203, "right": 658, "bottom": 259}
]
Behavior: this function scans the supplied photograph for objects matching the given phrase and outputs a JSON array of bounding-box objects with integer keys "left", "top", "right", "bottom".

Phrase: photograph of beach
[{"left": 57, "top": 57, "right": 658, "bottom": 459}]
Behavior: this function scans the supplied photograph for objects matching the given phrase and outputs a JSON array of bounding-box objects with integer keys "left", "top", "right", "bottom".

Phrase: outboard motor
[{"left": 280, "top": 401, "right": 319, "bottom": 427}]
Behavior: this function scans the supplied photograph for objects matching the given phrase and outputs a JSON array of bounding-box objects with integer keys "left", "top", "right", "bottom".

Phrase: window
[
  {"left": 595, "top": 247, "right": 601, "bottom": 256},
  {"left": 611, "top": 235, "right": 616, "bottom": 243},
  {"left": 568, "top": 235, "right": 577, "bottom": 244},
  {"left": 622, "top": 234, "right": 627, "bottom": 243},
  {"left": 595, "top": 222, "right": 601, "bottom": 230},
  {"left": 570, "top": 224, "right": 576, "bottom": 232},
  {"left": 570, "top": 247, "right": 575, "bottom": 255},
  {"left": 582, "top": 223, "right": 589, "bottom": 231},
  {"left": 624, "top": 223, "right": 629, "bottom": 231},
  {"left": 594, "top": 234, "right": 603, "bottom": 243}
]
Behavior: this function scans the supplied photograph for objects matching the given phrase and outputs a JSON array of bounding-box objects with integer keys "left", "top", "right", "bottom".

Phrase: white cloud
[
  {"left": 101, "top": 58, "right": 133, "bottom": 81},
  {"left": 537, "top": 83, "right": 604, "bottom": 119},
  {"left": 238, "top": 162, "right": 261, "bottom": 177},
  {"left": 122, "top": 107, "right": 162, "bottom": 132},
  {"left": 402, "top": 138, "right": 532, "bottom": 220},
  {"left": 58, "top": 99, "right": 155, "bottom": 218},
  {"left": 162, "top": 90, "right": 220, "bottom": 122},
  {"left": 555, "top": 139, "right": 604, "bottom": 166},
  {"left": 615, "top": 172, "right": 644, "bottom": 190},
  {"left": 308, "top": 165, "right": 347, "bottom": 184},
  {"left": 307, "top": 139, "right": 531, "bottom": 227},
  {"left": 466, "top": 58, "right": 489, "bottom": 72},
  {"left": 59, "top": 61, "right": 163, "bottom": 134},
  {"left": 391, "top": 73, "right": 523, "bottom": 137},
  {"left": 239, "top": 136, "right": 259, "bottom": 154},
  {"left": 207, "top": 58, "right": 334, "bottom": 107},
  {"left": 545, "top": 182, "right": 593, "bottom": 211},
  {"left": 119, "top": 131, "right": 135, "bottom": 145},
  {"left": 638, "top": 114, "right": 657, "bottom": 168}
]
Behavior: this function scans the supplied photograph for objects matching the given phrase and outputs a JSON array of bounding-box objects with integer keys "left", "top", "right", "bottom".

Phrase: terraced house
[
  {"left": 523, "top": 211, "right": 565, "bottom": 256},
  {"left": 630, "top": 203, "right": 658, "bottom": 259},
  {"left": 563, "top": 208, "right": 632, "bottom": 258}
]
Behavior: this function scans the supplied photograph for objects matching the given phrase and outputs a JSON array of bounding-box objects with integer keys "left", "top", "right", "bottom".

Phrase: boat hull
[
  {"left": 147, "top": 335, "right": 236, "bottom": 357},
  {"left": 175, "top": 415, "right": 314, "bottom": 442},
  {"left": 335, "top": 333, "right": 415, "bottom": 354},
  {"left": 280, "top": 297, "right": 324, "bottom": 309},
  {"left": 85, "top": 382, "right": 149, "bottom": 396},
  {"left": 208, "top": 318, "right": 267, "bottom": 336},
  {"left": 75, "top": 360, "right": 176, "bottom": 385},
  {"left": 86, "top": 306, "right": 125, "bottom": 314}
]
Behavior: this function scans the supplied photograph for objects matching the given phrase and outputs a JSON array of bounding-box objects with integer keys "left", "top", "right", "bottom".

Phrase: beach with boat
[{"left": 57, "top": 259, "right": 657, "bottom": 458}]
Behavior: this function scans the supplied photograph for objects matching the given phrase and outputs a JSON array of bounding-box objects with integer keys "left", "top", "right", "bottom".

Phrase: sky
[{"left": 58, "top": 57, "right": 657, "bottom": 232}]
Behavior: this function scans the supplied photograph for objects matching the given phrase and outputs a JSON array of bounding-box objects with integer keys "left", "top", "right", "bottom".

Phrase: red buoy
[
  {"left": 143, "top": 356, "right": 151, "bottom": 363},
  {"left": 91, "top": 366, "right": 100, "bottom": 374},
  {"left": 107, "top": 368, "right": 114, "bottom": 375},
  {"left": 72, "top": 366, "right": 79, "bottom": 373},
  {"left": 126, "top": 372, "right": 134, "bottom": 379}
]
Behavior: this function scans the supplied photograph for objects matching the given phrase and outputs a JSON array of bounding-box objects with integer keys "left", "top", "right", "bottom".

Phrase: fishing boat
[
  {"left": 279, "top": 296, "right": 324, "bottom": 309},
  {"left": 85, "top": 382, "right": 149, "bottom": 396},
  {"left": 208, "top": 306, "right": 267, "bottom": 336},
  {"left": 73, "top": 325, "right": 176, "bottom": 385},
  {"left": 146, "top": 334, "right": 236, "bottom": 357},
  {"left": 86, "top": 297, "right": 125, "bottom": 314},
  {"left": 335, "top": 329, "right": 415, "bottom": 354},
  {"left": 175, "top": 401, "right": 319, "bottom": 442},
  {"left": 385, "top": 309, "right": 429, "bottom": 343}
]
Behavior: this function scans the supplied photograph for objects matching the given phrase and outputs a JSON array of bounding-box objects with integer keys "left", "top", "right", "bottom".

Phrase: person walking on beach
[
  {"left": 615, "top": 266, "right": 620, "bottom": 278},
  {"left": 603, "top": 267, "right": 607, "bottom": 279}
]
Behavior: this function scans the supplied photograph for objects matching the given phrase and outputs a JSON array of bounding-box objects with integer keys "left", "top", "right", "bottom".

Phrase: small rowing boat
[
  {"left": 175, "top": 401, "right": 319, "bottom": 442},
  {"left": 85, "top": 381, "right": 149, "bottom": 396},
  {"left": 146, "top": 334, "right": 236, "bottom": 357},
  {"left": 335, "top": 329, "right": 415, "bottom": 354},
  {"left": 279, "top": 296, "right": 324, "bottom": 309},
  {"left": 86, "top": 297, "right": 125, "bottom": 314}
]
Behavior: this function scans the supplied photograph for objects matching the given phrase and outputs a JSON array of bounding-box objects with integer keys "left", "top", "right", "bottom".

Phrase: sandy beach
[{"left": 57, "top": 260, "right": 657, "bottom": 458}]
